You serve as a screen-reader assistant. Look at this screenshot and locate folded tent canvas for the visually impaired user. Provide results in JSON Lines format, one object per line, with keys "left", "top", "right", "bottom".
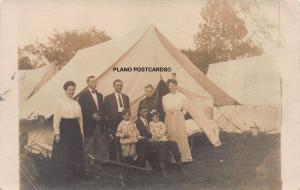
{"left": 21, "top": 25, "right": 240, "bottom": 153}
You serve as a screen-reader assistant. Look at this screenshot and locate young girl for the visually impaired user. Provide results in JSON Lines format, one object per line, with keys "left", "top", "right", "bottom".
{"left": 149, "top": 110, "right": 186, "bottom": 175}
{"left": 149, "top": 110, "right": 168, "bottom": 142}
{"left": 116, "top": 110, "right": 140, "bottom": 163}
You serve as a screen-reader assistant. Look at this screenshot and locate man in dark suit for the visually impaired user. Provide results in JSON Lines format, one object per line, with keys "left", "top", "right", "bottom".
{"left": 135, "top": 107, "right": 169, "bottom": 175}
{"left": 78, "top": 75, "right": 108, "bottom": 174}
{"left": 136, "top": 107, "right": 186, "bottom": 176}
{"left": 103, "top": 79, "right": 130, "bottom": 161}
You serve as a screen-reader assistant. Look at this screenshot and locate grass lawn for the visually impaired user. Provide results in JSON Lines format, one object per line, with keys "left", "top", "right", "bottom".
{"left": 21, "top": 132, "right": 281, "bottom": 190}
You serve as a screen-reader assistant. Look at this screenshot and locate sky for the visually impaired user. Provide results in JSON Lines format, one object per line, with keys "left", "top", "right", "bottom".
{"left": 16, "top": 0, "right": 279, "bottom": 50}
{"left": 17, "top": 0, "right": 203, "bottom": 49}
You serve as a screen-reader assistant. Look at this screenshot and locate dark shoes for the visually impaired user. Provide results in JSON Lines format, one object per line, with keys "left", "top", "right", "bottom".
{"left": 160, "top": 162, "right": 170, "bottom": 178}
{"left": 178, "top": 166, "right": 188, "bottom": 175}
{"left": 176, "top": 162, "right": 188, "bottom": 175}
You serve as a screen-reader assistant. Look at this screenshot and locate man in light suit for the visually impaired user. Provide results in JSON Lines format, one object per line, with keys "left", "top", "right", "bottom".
{"left": 103, "top": 79, "right": 130, "bottom": 161}
{"left": 78, "top": 76, "right": 108, "bottom": 175}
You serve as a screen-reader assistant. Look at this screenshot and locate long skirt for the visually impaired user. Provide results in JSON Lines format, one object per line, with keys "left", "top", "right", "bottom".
{"left": 165, "top": 111, "right": 193, "bottom": 162}
{"left": 51, "top": 118, "right": 84, "bottom": 183}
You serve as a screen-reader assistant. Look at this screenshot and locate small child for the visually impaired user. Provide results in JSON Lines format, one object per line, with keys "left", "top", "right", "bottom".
{"left": 116, "top": 110, "right": 140, "bottom": 161}
{"left": 149, "top": 110, "right": 168, "bottom": 142}
{"left": 149, "top": 110, "right": 187, "bottom": 175}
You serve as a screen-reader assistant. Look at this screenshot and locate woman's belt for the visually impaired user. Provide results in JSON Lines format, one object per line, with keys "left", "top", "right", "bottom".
{"left": 61, "top": 117, "right": 78, "bottom": 120}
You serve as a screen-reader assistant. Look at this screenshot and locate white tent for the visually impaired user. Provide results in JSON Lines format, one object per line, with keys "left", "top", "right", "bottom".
{"left": 18, "top": 64, "right": 61, "bottom": 104}
{"left": 19, "top": 65, "right": 50, "bottom": 103}
{"left": 21, "top": 26, "right": 240, "bottom": 148}
{"left": 207, "top": 55, "right": 281, "bottom": 133}
{"left": 207, "top": 55, "right": 281, "bottom": 107}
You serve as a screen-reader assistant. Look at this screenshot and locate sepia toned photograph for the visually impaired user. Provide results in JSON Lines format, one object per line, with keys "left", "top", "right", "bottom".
{"left": 2, "top": 0, "right": 300, "bottom": 189}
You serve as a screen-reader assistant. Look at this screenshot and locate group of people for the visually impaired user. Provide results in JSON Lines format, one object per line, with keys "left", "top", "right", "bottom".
{"left": 51, "top": 75, "right": 193, "bottom": 184}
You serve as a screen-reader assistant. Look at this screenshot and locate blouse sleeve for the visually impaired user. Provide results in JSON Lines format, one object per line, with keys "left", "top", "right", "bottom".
{"left": 182, "top": 94, "right": 188, "bottom": 115}
{"left": 53, "top": 100, "right": 62, "bottom": 135}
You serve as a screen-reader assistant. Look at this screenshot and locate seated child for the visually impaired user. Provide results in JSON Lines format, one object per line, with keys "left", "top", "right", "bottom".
{"left": 149, "top": 110, "right": 187, "bottom": 175}
{"left": 116, "top": 110, "right": 140, "bottom": 162}
{"left": 149, "top": 111, "right": 168, "bottom": 142}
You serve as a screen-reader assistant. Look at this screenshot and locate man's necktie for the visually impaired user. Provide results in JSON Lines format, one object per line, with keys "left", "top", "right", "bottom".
{"left": 145, "top": 120, "right": 150, "bottom": 132}
{"left": 118, "top": 94, "right": 123, "bottom": 107}
{"left": 91, "top": 89, "right": 96, "bottom": 93}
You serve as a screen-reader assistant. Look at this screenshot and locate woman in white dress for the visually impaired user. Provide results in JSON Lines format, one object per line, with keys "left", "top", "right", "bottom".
{"left": 162, "top": 79, "right": 193, "bottom": 162}
{"left": 51, "top": 81, "right": 85, "bottom": 184}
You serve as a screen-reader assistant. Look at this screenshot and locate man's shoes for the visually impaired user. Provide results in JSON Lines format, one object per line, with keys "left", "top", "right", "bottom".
{"left": 160, "top": 162, "right": 170, "bottom": 178}
{"left": 162, "top": 169, "right": 169, "bottom": 178}
{"left": 176, "top": 162, "right": 188, "bottom": 175}
{"left": 133, "top": 155, "right": 138, "bottom": 161}
{"left": 178, "top": 166, "right": 188, "bottom": 175}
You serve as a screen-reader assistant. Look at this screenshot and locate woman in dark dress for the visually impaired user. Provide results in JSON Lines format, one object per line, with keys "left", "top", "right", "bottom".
{"left": 51, "top": 81, "right": 85, "bottom": 184}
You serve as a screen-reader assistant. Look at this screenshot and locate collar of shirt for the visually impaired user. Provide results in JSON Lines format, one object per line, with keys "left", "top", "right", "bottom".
{"left": 63, "top": 94, "right": 74, "bottom": 102}
{"left": 114, "top": 91, "right": 122, "bottom": 97}
{"left": 140, "top": 116, "right": 148, "bottom": 126}
{"left": 89, "top": 88, "right": 97, "bottom": 94}
{"left": 122, "top": 120, "right": 132, "bottom": 125}
{"left": 89, "top": 88, "right": 99, "bottom": 110}
{"left": 114, "top": 91, "right": 125, "bottom": 113}
{"left": 146, "top": 96, "right": 153, "bottom": 99}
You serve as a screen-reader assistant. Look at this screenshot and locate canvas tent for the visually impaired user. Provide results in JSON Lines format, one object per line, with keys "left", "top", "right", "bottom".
{"left": 207, "top": 55, "right": 281, "bottom": 133}
{"left": 21, "top": 25, "right": 240, "bottom": 151}
{"left": 19, "top": 64, "right": 61, "bottom": 104}
{"left": 207, "top": 55, "right": 281, "bottom": 107}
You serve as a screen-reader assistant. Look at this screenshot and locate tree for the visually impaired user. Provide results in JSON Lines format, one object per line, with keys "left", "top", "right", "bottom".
{"left": 18, "top": 48, "right": 34, "bottom": 70}
{"left": 181, "top": 49, "right": 209, "bottom": 73}
{"left": 235, "top": 0, "right": 276, "bottom": 45}
{"left": 183, "top": 0, "right": 262, "bottom": 74}
{"left": 18, "top": 27, "right": 111, "bottom": 70}
{"left": 42, "top": 27, "right": 111, "bottom": 67}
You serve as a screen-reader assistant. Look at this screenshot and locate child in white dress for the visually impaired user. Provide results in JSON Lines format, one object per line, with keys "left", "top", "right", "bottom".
{"left": 149, "top": 111, "right": 168, "bottom": 142}
{"left": 116, "top": 110, "right": 140, "bottom": 162}
{"left": 149, "top": 110, "right": 187, "bottom": 175}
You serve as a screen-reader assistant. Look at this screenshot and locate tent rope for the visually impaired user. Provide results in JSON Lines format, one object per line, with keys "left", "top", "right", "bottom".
{"left": 88, "top": 154, "right": 152, "bottom": 171}
{"left": 20, "top": 165, "right": 42, "bottom": 190}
